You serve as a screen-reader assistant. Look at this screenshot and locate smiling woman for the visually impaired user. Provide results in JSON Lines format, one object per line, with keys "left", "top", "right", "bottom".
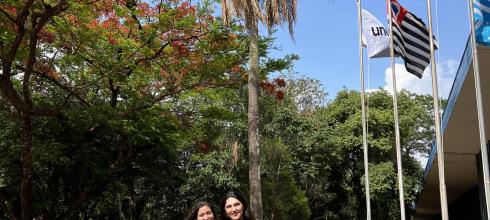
{"left": 186, "top": 201, "right": 218, "bottom": 220}
{"left": 220, "top": 191, "right": 250, "bottom": 220}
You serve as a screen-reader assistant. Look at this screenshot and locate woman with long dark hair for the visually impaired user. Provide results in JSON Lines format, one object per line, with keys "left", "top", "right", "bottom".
{"left": 220, "top": 191, "right": 249, "bottom": 220}
{"left": 185, "top": 201, "right": 218, "bottom": 220}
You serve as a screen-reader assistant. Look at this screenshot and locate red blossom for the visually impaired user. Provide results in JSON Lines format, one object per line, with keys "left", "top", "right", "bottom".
{"left": 198, "top": 142, "right": 210, "bottom": 153}
{"left": 87, "top": 20, "right": 99, "bottom": 29}
{"left": 260, "top": 79, "right": 286, "bottom": 100}
{"left": 188, "top": 6, "right": 196, "bottom": 14}
{"left": 180, "top": 2, "right": 190, "bottom": 8}
{"left": 171, "top": 40, "right": 183, "bottom": 47}
{"left": 1, "top": 5, "right": 17, "bottom": 14}
{"left": 100, "top": 16, "right": 116, "bottom": 28}
{"left": 38, "top": 29, "right": 56, "bottom": 43}
{"left": 118, "top": 24, "right": 129, "bottom": 34}
{"left": 176, "top": 1, "right": 196, "bottom": 17}
{"left": 108, "top": 36, "right": 116, "bottom": 45}
{"left": 229, "top": 34, "right": 239, "bottom": 40}
{"left": 275, "top": 91, "right": 285, "bottom": 101}
{"left": 231, "top": 65, "right": 241, "bottom": 74}
{"left": 67, "top": 15, "right": 81, "bottom": 26}
{"left": 136, "top": 3, "right": 156, "bottom": 17}
{"left": 274, "top": 78, "right": 286, "bottom": 87}
{"left": 260, "top": 81, "right": 276, "bottom": 94}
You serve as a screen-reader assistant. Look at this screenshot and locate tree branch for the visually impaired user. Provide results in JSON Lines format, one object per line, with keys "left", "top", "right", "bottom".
{"left": 22, "top": 15, "right": 39, "bottom": 110}
{"left": 109, "top": 79, "right": 119, "bottom": 108}
{"left": 0, "top": 8, "right": 16, "bottom": 23}
{"left": 0, "top": 78, "right": 27, "bottom": 113}
{"left": 15, "top": 65, "right": 92, "bottom": 108}
{"left": 2, "top": 0, "right": 33, "bottom": 74}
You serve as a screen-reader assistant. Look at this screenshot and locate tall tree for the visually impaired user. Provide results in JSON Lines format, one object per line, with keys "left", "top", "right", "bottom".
{"left": 0, "top": 1, "right": 69, "bottom": 219}
{"left": 264, "top": 89, "right": 435, "bottom": 219}
{"left": 0, "top": 0, "right": 247, "bottom": 218}
{"left": 220, "top": 1, "right": 296, "bottom": 218}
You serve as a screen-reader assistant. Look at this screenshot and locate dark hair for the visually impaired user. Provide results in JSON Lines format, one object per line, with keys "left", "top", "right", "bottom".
{"left": 185, "top": 201, "right": 218, "bottom": 220}
{"left": 220, "top": 191, "right": 249, "bottom": 220}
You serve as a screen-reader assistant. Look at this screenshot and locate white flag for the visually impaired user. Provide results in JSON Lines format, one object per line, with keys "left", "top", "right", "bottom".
{"left": 362, "top": 9, "right": 392, "bottom": 58}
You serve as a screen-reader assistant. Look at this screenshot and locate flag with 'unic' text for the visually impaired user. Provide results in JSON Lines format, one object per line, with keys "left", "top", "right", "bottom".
{"left": 362, "top": 9, "right": 393, "bottom": 58}
{"left": 389, "top": 0, "right": 436, "bottom": 78}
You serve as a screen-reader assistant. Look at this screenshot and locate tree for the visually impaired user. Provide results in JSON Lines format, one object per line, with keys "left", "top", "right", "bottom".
{"left": 261, "top": 138, "right": 310, "bottom": 220}
{"left": 0, "top": 1, "right": 71, "bottom": 218}
{"left": 220, "top": 1, "right": 297, "bottom": 218}
{"left": 260, "top": 86, "right": 436, "bottom": 219}
{"left": 281, "top": 72, "right": 327, "bottom": 114}
{"left": 0, "top": 0, "right": 248, "bottom": 218}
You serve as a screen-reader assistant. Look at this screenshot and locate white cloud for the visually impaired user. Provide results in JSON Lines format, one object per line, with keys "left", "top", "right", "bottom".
{"left": 383, "top": 59, "right": 459, "bottom": 99}
{"left": 365, "top": 88, "right": 380, "bottom": 93}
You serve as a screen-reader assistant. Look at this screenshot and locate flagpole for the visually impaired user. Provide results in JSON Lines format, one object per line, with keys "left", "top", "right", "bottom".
{"left": 467, "top": 0, "right": 490, "bottom": 218}
{"left": 356, "top": 1, "right": 371, "bottom": 219}
{"left": 387, "top": 1, "right": 406, "bottom": 219}
{"left": 425, "top": 0, "right": 449, "bottom": 219}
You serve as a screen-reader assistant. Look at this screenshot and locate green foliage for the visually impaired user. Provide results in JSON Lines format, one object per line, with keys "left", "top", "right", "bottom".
{"left": 261, "top": 138, "right": 310, "bottom": 220}
{"left": 28, "top": 106, "right": 183, "bottom": 218}
{"left": 0, "top": 1, "right": 438, "bottom": 219}
{"left": 0, "top": 103, "right": 21, "bottom": 210}
{"left": 0, "top": 0, "right": 253, "bottom": 218}
{"left": 260, "top": 84, "right": 436, "bottom": 219}
{"left": 367, "top": 162, "right": 396, "bottom": 199}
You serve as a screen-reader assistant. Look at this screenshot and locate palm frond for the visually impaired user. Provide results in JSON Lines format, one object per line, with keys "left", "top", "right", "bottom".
{"left": 221, "top": 0, "right": 264, "bottom": 26}
{"left": 220, "top": 0, "right": 297, "bottom": 37}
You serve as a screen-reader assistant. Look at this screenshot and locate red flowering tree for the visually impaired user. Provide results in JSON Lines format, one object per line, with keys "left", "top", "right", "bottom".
{"left": 0, "top": 0, "right": 247, "bottom": 218}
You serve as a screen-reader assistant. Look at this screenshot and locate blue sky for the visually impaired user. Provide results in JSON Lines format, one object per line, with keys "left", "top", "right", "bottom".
{"left": 265, "top": 0, "right": 471, "bottom": 99}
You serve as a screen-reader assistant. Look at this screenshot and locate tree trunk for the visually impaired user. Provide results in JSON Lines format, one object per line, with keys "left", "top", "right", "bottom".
{"left": 20, "top": 111, "right": 33, "bottom": 220}
{"left": 0, "top": 3, "right": 67, "bottom": 219}
{"left": 246, "top": 18, "right": 263, "bottom": 220}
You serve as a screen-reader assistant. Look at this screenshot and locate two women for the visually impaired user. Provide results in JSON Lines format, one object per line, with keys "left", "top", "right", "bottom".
{"left": 186, "top": 191, "right": 249, "bottom": 220}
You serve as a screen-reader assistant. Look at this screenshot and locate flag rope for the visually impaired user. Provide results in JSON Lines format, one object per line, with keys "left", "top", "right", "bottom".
{"left": 366, "top": 55, "right": 370, "bottom": 139}
{"left": 434, "top": 0, "right": 444, "bottom": 153}
{"left": 435, "top": 0, "right": 441, "bottom": 63}
{"left": 425, "top": 0, "right": 449, "bottom": 219}
{"left": 356, "top": 1, "right": 372, "bottom": 219}
{"left": 467, "top": 0, "right": 490, "bottom": 218}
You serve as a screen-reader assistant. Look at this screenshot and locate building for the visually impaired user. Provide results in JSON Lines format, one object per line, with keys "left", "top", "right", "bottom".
{"left": 413, "top": 39, "right": 490, "bottom": 219}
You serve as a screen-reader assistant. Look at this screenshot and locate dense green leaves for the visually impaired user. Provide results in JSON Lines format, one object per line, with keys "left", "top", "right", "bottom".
{"left": 0, "top": 0, "right": 438, "bottom": 219}
{"left": 261, "top": 138, "right": 310, "bottom": 220}
{"left": 261, "top": 88, "right": 435, "bottom": 219}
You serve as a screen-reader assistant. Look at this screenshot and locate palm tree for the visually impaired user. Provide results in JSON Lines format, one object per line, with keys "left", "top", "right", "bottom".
{"left": 220, "top": 1, "right": 296, "bottom": 219}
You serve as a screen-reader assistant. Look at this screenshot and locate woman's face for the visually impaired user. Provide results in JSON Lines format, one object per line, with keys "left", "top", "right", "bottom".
{"left": 224, "top": 197, "right": 244, "bottom": 220}
{"left": 197, "top": 205, "right": 214, "bottom": 220}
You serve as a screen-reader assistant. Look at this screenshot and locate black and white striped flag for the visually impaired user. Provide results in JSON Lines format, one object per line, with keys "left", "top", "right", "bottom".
{"left": 390, "top": 0, "right": 437, "bottom": 78}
